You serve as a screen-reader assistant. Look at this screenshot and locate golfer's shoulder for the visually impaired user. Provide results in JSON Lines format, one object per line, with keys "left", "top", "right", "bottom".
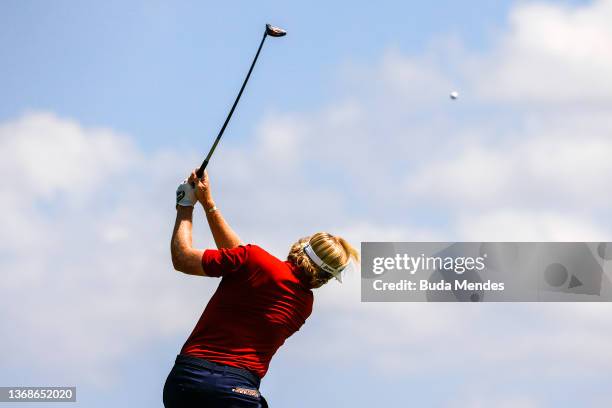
{"left": 242, "top": 244, "right": 287, "bottom": 267}
{"left": 243, "top": 244, "right": 276, "bottom": 260}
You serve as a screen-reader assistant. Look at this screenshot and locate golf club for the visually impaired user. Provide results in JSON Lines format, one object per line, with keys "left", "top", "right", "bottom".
{"left": 193, "top": 23, "right": 286, "bottom": 184}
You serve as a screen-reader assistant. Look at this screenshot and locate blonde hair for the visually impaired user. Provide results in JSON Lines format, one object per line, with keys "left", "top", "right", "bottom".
{"left": 287, "top": 232, "right": 359, "bottom": 289}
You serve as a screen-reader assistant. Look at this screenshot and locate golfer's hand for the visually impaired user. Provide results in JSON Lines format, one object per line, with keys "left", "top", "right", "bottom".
{"left": 189, "top": 169, "right": 214, "bottom": 208}
{"left": 176, "top": 180, "right": 196, "bottom": 208}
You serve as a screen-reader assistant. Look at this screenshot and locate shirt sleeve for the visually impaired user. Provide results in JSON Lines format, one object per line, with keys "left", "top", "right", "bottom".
{"left": 201, "top": 245, "right": 251, "bottom": 277}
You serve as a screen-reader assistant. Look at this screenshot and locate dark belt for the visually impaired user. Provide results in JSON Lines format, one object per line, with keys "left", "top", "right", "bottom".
{"left": 176, "top": 354, "right": 261, "bottom": 387}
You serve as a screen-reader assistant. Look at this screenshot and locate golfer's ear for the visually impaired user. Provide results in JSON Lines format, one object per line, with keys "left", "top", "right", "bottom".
{"left": 172, "top": 247, "right": 206, "bottom": 276}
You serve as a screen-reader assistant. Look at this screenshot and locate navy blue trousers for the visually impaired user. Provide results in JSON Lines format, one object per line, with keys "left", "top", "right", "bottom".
{"left": 163, "top": 355, "right": 268, "bottom": 408}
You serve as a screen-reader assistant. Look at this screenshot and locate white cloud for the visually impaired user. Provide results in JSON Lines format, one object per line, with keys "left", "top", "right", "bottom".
{"left": 474, "top": 0, "right": 612, "bottom": 104}
{"left": 448, "top": 393, "right": 543, "bottom": 408}
{"left": 378, "top": 49, "right": 456, "bottom": 103}
{"left": 0, "top": 113, "right": 215, "bottom": 385}
{"left": 456, "top": 210, "right": 609, "bottom": 241}
{"left": 405, "top": 124, "right": 612, "bottom": 212}
{"left": 0, "top": 112, "right": 138, "bottom": 199}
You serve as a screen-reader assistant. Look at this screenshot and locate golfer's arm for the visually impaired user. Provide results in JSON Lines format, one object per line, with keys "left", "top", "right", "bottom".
{"left": 204, "top": 205, "right": 242, "bottom": 249}
{"left": 171, "top": 206, "right": 205, "bottom": 276}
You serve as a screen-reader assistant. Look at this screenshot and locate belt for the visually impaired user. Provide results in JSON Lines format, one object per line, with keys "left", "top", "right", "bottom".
{"left": 176, "top": 354, "right": 261, "bottom": 387}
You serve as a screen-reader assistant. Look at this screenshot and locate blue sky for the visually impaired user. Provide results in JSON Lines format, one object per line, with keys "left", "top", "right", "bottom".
{"left": 1, "top": 0, "right": 523, "bottom": 148}
{"left": 2, "top": 1, "right": 612, "bottom": 407}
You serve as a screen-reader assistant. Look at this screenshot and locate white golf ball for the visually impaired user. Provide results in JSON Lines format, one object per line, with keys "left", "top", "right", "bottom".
{"left": 450, "top": 91, "right": 459, "bottom": 100}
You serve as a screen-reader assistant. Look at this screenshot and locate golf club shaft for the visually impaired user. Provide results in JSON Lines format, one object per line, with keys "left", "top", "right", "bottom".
{"left": 195, "top": 30, "right": 269, "bottom": 179}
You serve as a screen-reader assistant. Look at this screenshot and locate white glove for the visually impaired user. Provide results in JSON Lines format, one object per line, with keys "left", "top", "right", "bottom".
{"left": 176, "top": 180, "right": 197, "bottom": 207}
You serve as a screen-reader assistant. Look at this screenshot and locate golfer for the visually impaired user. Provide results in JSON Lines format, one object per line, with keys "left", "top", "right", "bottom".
{"left": 164, "top": 170, "right": 359, "bottom": 408}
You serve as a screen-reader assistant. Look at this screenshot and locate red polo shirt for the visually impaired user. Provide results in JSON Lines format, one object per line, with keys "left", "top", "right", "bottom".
{"left": 180, "top": 244, "right": 314, "bottom": 378}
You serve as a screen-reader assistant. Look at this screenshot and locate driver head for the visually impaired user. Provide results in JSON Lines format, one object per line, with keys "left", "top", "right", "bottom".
{"left": 266, "top": 24, "right": 287, "bottom": 37}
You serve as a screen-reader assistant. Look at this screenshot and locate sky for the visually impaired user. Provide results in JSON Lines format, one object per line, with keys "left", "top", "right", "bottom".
{"left": 1, "top": 0, "right": 612, "bottom": 407}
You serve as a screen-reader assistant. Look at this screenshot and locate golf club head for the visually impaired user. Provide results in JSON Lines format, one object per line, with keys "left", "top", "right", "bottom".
{"left": 266, "top": 24, "right": 287, "bottom": 37}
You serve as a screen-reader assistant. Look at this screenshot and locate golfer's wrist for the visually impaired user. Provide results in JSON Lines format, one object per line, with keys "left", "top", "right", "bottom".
{"left": 201, "top": 200, "right": 216, "bottom": 212}
{"left": 176, "top": 205, "right": 194, "bottom": 214}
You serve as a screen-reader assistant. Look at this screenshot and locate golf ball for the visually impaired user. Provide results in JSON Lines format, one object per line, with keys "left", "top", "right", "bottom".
{"left": 450, "top": 91, "right": 459, "bottom": 100}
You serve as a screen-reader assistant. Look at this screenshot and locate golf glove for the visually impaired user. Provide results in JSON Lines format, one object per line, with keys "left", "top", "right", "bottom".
{"left": 176, "top": 180, "right": 197, "bottom": 207}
